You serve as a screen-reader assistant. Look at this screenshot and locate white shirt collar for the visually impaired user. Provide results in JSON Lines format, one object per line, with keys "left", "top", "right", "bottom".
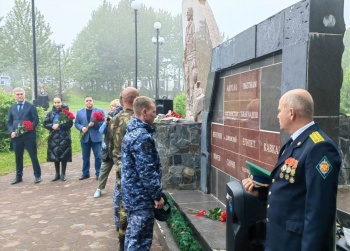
{"left": 291, "top": 121, "right": 315, "bottom": 141}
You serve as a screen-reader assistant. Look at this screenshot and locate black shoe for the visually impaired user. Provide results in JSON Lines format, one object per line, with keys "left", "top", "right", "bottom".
{"left": 61, "top": 174, "right": 66, "bottom": 181}
{"left": 52, "top": 174, "right": 60, "bottom": 181}
{"left": 78, "top": 175, "right": 90, "bottom": 180}
{"left": 96, "top": 176, "right": 99, "bottom": 180}
{"left": 119, "top": 237, "right": 125, "bottom": 251}
{"left": 34, "top": 177, "right": 41, "bottom": 184}
{"left": 11, "top": 177, "right": 22, "bottom": 185}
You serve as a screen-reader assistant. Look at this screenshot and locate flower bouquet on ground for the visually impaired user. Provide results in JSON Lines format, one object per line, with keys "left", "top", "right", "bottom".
{"left": 156, "top": 110, "right": 184, "bottom": 124}
{"left": 80, "top": 111, "right": 104, "bottom": 139}
{"left": 47, "top": 109, "right": 75, "bottom": 141}
{"left": 186, "top": 207, "right": 227, "bottom": 222}
{"left": 15, "top": 121, "right": 34, "bottom": 137}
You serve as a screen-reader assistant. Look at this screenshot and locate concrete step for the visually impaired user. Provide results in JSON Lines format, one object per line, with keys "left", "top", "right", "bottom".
{"left": 155, "top": 189, "right": 226, "bottom": 251}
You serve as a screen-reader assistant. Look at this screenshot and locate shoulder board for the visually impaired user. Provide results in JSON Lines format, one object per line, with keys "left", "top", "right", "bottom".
{"left": 309, "top": 131, "right": 325, "bottom": 144}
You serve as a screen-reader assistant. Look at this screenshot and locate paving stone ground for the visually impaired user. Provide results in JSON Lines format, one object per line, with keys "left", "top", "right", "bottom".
{"left": 0, "top": 153, "right": 163, "bottom": 251}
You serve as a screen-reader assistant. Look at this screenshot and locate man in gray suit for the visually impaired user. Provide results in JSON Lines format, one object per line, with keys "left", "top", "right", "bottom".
{"left": 75, "top": 96, "right": 105, "bottom": 180}
{"left": 6, "top": 87, "right": 42, "bottom": 184}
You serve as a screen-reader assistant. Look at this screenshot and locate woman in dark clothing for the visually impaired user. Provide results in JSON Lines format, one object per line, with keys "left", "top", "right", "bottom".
{"left": 43, "top": 97, "right": 73, "bottom": 181}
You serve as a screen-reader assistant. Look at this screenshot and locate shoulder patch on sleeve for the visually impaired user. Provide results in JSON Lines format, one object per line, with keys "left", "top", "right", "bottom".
{"left": 316, "top": 156, "right": 333, "bottom": 179}
{"left": 309, "top": 131, "right": 325, "bottom": 144}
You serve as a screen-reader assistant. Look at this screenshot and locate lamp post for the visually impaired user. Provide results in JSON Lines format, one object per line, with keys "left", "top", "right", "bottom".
{"left": 152, "top": 22, "right": 164, "bottom": 99}
{"left": 162, "top": 58, "right": 171, "bottom": 98}
{"left": 31, "top": 0, "right": 38, "bottom": 102}
{"left": 131, "top": 0, "right": 141, "bottom": 89}
{"left": 56, "top": 43, "right": 65, "bottom": 98}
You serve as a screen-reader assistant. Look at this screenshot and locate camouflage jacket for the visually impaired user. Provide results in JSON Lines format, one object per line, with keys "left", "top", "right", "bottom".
{"left": 109, "top": 108, "right": 134, "bottom": 161}
{"left": 121, "top": 117, "right": 163, "bottom": 212}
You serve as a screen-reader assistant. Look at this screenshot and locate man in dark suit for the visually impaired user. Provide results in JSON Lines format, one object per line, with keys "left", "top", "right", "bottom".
{"left": 6, "top": 87, "right": 42, "bottom": 184}
{"left": 75, "top": 96, "right": 105, "bottom": 180}
{"left": 242, "top": 89, "right": 341, "bottom": 251}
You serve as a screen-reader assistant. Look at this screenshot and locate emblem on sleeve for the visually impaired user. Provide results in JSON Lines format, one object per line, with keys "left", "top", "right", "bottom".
{"left": 316, "top": 156, "right": 333, "bottom": 179}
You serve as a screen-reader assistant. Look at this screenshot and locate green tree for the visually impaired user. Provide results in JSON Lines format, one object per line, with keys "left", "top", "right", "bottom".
{"left": 0, "top": 0, "right": 57, "bottom": 98}
{"left": 68, "top": 0, "right": 183, "bottom": 100}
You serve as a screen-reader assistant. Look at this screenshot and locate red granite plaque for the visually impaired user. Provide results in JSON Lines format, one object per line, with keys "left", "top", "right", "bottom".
{"left": 225, "top": 74, "right": 240, "bottom": 101}
{"left": 224, "top": 100, "right": 240, "bottom": 127}
{"left": 212, "top": 123, "right": 224, "bottom": 147}
{"left": 211, "top": 145, "right": 225, "bottom": 172}
{"left": 211, "top": 67, "right": 281, "bottom": 180}
{"left": 240, "top": 69, "right": 260, "bottom": 100}
{"left": 259, "top": 131, "right": 280, "bottom": 168}
{"left": 223, "top": 125, "right": 239, "bottom": 153}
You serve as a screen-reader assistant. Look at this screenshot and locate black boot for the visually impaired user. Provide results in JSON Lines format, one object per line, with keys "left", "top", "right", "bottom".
{"left": 52, "top": 162, "right": 60, "bottom": 181}
{"left": 118, "top": 237, "right": 125, "bottom": 251}
{"left": 61, "top": 162, "right": 67, "bottom": 181}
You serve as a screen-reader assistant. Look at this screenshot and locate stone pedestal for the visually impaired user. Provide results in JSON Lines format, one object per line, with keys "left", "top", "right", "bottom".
{"left": 154, "top": 122, "right": 201, "bottom": 189}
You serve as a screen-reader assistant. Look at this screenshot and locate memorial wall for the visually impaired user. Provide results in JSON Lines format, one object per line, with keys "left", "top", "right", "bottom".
{"left": 201, "top": 0, "right": 345, "bottom": 203}
{"left": 211, "top": 58, "right": 282, "bottom": 181}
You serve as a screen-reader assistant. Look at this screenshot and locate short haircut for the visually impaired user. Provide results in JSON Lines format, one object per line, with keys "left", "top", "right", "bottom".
{"left": 13, "top": 87, "right": 25, "bottom": 95}
{"left": 85, "top": 96, "right": 93, "bottom": 100}
{"left": 133, "top": 96, "right": 155, "bottom": 116}
{"left": 284, "top": 93, "right": 314, "bottom": 118}
{"left": 122, "top": 88, "right": 139, "bottom": 105}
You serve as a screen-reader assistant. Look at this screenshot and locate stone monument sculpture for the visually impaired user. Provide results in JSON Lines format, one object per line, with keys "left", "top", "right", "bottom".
{"left": 182, "top": 0, "right": 221, "bottom": 121}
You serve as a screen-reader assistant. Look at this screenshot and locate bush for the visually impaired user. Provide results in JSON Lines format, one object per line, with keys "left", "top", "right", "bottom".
{"left": 0, "top": 90, "right": 47, "bottom": 152}
{"left": 174, "top": 93, "right": 186, "bottom": 118}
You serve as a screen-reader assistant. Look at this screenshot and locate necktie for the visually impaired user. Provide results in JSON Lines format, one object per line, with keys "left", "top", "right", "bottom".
{"left": 18, "top": 104, "right": 23, "bottom": 112}
{"left": 285, "top": 138, "right": 293, "bottom": 150}
{"left": 282, "top": 138, "right": 293, "bottom": 155}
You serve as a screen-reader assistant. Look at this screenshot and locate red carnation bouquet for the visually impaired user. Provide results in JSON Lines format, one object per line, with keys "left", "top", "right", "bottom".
{"left": 81, "top": 111, "right": 104, "bottom": 139}
{"left": 57, "top": 109, "right": 75, "bottom": 124}
{"left": 48, "top": 109, "right": 75, "bottom": 141}
{"left": 15, "top": 120, "right": 34, "bottom": 137}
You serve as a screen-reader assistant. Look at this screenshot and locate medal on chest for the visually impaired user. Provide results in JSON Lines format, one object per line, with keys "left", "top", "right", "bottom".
{"left": 280, "top": 157, "right": 298, "bottom": 183}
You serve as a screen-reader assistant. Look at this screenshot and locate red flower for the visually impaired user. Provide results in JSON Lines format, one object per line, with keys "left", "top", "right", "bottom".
{"left": 196, "top": 210, "right": 206, "bottom": 217}
{"left": 165, "top": 110, "right": 182, "bottom": 119}
{"left": 92, "top": 112, "right": 104, "bottom": 122}
{"left": 22, "top": 121, "right": 34, "bottom": 131}
{"left": 15, "top": 121, "right": 34, "bottom": 137}
{"left": 80, "top": 111, "right": 104, "bottom": 139}
{"left": 62, "top": 109, "right": 75, "bottom": 120}
{"left": 220, "top": 211, "right": 227, "bottom": 222}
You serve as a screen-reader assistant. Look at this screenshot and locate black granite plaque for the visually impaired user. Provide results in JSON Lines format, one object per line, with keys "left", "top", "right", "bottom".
{"left": 261, "top": 63, "right": 282, "bottom": 132}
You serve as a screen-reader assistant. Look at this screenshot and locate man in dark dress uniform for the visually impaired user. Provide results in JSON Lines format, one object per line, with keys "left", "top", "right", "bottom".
{"left": 243, "top": 89, "right": 341, "bottom": 251}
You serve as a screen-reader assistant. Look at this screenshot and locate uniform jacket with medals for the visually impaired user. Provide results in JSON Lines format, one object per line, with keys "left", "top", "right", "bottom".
{"left": 260, "top": 123, "right": 341, "bottom": 251}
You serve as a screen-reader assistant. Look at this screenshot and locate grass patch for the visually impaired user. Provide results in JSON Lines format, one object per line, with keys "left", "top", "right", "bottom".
{"left": 0, "top": 128, "right": 82, "bottom": 176}
{"left": 65, "top": 92, "right": 110, "bottom": 111}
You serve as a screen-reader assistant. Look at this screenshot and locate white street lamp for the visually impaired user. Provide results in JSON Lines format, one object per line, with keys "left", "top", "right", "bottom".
{"left": 162, "top": 58, "right": 171, "bottom": 98}
{"left": 153, "top": 22, "right": 164, "bottom": 99}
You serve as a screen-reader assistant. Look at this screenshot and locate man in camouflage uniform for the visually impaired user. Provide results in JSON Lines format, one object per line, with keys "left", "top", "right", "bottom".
{"left": 121, "top": 96, "right": 164, "bottom": 251}
{"left": 109, "top": 87, "right": 139, "bottom": 251}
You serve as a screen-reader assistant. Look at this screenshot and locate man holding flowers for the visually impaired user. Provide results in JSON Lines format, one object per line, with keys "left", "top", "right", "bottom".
{"left": 75, "top": 96, "right": 105, "bottom": 180}
{"left": 6, "top": 87, "right": 42, "bottom": 184}
{"left": 44, "top": 97, "right": 74, "bottom": 181}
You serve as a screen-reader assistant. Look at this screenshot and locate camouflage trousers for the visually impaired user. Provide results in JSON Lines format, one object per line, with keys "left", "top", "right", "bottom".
{"left": 125, "top": 209, "right": 155, "bottom": 251}
{"left": 113, "top": 180, "right": 120, "bottom": 229}
{"left": 114, "top": 169, "right": 127, "bottom": 237}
